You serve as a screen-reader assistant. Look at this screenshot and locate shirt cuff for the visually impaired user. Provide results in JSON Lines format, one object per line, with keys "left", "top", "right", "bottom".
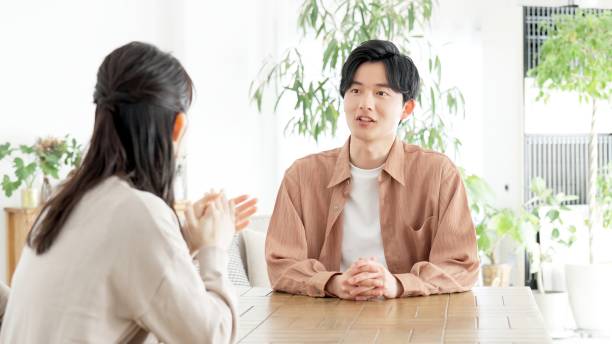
{"left": 394, "top": 273, "right": 420, "bottom": 298}
{"left": 196, "top": 246, "right": 228, "bottom": 282}
{"left": 307, "top": 271, "right": 341, "bottom": 297}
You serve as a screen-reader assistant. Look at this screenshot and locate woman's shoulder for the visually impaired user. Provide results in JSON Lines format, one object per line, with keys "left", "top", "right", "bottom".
{"left": 96, "top": 177, "right": 180, "bottom": 238}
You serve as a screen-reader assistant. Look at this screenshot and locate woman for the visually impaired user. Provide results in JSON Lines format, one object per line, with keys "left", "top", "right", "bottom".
{"left": 0, "top": 42, "right": 255, "bottom": 343}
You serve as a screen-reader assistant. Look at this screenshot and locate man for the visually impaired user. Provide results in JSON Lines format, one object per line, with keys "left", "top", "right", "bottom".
{"left": 265, "top": 39, "right": 479, "bottom": 300}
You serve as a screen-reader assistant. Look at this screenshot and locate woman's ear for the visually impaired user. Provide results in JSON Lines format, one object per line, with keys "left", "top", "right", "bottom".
{"left": 400, "top": 100, "right": 415, "bottom": 121}
{"left": 173, "top": 112, "right": 187, "bottom": 142}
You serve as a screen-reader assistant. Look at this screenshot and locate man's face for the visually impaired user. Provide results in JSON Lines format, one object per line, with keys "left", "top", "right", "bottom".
{"left": 343, "top": 61, "right": 412, "bottom": 143}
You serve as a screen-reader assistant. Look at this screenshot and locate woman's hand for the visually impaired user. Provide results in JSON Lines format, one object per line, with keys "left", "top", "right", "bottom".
{"left": 192, "top": 191, "right": 257, "bottom": 231}
{"left": 182, "top": 193, "right": 236, "bottom": 253}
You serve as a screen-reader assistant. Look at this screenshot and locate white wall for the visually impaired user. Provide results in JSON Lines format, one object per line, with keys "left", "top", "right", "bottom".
{"left": 0, "top": 0, "right": 189, "bottom": 283}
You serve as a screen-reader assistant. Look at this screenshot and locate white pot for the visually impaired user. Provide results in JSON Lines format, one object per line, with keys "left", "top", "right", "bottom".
{"left": 565, "top": 263, "right": 612, "bottom": 335}
{"left": 532, "top": 291, "right": 573, "bottom": 338}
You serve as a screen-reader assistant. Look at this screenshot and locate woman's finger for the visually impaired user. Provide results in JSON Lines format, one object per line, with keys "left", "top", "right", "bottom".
{"left": 229, "top": 198, "right": 236, "bottom": 220}
{"left": 231, "top": 194, "right": 249, "bottom": 206}
{"left": 235, "top": 220, "right": 251, "bottom": 231}
{"left": 236, "top": 206, "right": 257, "bottom": 222}
{"left": 235, "top": 198, "right": 258, "bottom": 212}
{"left": 183, "top": 202, "right": 197, "bottom": 229}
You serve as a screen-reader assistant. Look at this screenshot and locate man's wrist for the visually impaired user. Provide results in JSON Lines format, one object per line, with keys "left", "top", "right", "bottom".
{"left": 324, "top": 275, "right": 340, "bottom": 297}
{"left": 394, "top": 275, "right": 404, "bottom": 298}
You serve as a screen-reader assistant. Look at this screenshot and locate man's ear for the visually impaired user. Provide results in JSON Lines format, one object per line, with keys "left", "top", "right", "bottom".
{"left": 173, "top": 112, "right": 187, "bottom": 142}
{"left": 400, "top": 100, "right": 415, "bottom": 121}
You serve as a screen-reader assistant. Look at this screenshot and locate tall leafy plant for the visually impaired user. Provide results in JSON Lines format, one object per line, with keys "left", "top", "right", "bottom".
{"left": 250, "top": 0, "right": 464, "bottom": 154}
{"left": 523, "top": 178, "right": 578, "bottom": 293}
{"left": 529, "top": 10, "right": 612, "bottom": 263}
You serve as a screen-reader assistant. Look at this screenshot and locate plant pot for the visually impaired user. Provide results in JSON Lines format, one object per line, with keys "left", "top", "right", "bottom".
{"left": 482, "top": 264, "right": 512, "bottom": 287}
{"left": 532, "top": 291, "right": 574, "bottom": 338}
{"left": 565, "top": 263, "right": 612, "bottom": 335}
{"left": 21, "top": 187, "right": 40, "bottom": 208}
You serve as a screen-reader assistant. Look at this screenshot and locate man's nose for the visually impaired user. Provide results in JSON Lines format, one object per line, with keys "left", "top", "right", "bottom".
{"left": 358, "top": 92, "right": 374, "bottom": 111}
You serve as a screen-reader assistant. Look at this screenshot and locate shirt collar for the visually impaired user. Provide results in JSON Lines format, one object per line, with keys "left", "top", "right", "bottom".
{"left": 327, "top": 136, "right": 406, "bottom": 188}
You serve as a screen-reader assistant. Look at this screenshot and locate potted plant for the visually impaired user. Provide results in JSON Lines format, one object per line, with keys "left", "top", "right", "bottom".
{"left": 478, "top": 208, "right": 524, "bottom": 287}
{"left": 464, "top": 172, "right": 524, "bottom": 287}
{"left": 529, "top": 10, "right": 612, "bottom": 333}
{"left": 0, "top": 135, "right": 82, "bottom": 208}
{"left": 522, "top": 177, "right": 577, "bottom": 336}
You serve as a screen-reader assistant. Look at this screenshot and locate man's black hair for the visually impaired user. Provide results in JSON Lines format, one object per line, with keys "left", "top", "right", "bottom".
{"left": 340, "top": 40, "right": 420, "bottom": 103}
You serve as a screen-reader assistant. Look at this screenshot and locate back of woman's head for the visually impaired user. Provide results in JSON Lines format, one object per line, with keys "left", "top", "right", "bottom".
{"left": 28, "top": 41, "right": 193, "bottom": 254}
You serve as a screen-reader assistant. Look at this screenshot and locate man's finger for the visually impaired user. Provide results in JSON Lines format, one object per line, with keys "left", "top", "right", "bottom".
{"left": 348, "top": 285, "right": 376, "bottom": 297}
{"left": 350, "top": 271, "right": 382, "bottom": 284}
{"left": 354, "top": 287, "right": 384, "bottom": 298}
{"left": 353, "top": 276, "right": 384, "bottom": 288}
{"left": 355, "top": 262, "right": 380, "bottom": 274}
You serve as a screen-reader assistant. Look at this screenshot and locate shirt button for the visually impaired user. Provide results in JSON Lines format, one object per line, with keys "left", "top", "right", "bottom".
{"left": 334, "top": 205, "right": 340, "bottom": 211}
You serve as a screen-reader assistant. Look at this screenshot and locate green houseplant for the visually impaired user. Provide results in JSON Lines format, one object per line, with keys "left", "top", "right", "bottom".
{"left": 523, "top": 178, "right": 578, "bottom": 293}
{"left": 529, "top": 10, "right": 612, "bottom": 264}
{"left": 464, "top": 172, "right": 525, "bottom": 286}
{"left": 1, "top": 135, "right": 82, "bottom": 207}
{"left": 522, "top": 177, "right": 577, "bottom": 335}
{"left": 528, "top": 10, "right": 612, "bottom": 333}
{"left": 250, "top": 0, "right": 464, "bottom": 154}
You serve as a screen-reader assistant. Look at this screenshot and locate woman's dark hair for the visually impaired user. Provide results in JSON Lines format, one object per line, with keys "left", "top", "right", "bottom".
{"left": 339, "top": 39, "right": 420, "bottom": 103}
{"left": 27, "top": 41, "right": 193, "bottom": 254}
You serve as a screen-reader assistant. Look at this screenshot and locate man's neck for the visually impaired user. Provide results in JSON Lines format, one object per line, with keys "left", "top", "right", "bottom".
{"left": 349, "top": 135, "right": 396, "bottom": 169}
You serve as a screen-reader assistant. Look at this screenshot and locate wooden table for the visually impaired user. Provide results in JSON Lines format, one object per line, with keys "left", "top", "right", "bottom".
{"left": 236, "top": 287, "right": 551, "bottom": 343}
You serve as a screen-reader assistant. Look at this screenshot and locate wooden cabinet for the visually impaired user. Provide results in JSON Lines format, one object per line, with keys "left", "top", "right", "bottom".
{"left": 4, "top": 207, "right": 40, "bottom": 285}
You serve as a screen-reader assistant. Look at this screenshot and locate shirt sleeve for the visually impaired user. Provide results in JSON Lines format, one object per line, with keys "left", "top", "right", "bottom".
{"left": 394, "top": 161, "right": 480, "bottom": 297}
{"left": 137, "top": 246, "right": 238, "bottom": 344}
{"left": 0, "top": 281, "right": 9, "bottom": 327}
{"left": 113, "top": 195, "right": 237, "bottom": 344}
{"left": 265, "top": 169, "right": 339, "bottom": 297}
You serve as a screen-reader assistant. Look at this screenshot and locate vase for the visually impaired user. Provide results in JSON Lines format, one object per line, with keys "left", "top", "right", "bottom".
{"left": 41, "top": 176, "right": 52, "bottom": 203}
{"left": 21, "top": 187, "right": 40, "bottom": 208}
{"left": 565, "top": 263, "right": 612, "bottom": 336}
{"left": 482, "top": 264, "right": 512, "bottom": 287}
{"left": 533, "top": 291, "right": 574, "bottom": 338}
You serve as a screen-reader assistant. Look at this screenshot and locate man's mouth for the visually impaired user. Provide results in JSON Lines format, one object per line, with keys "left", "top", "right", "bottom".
{"left": 356, "top": 115, "right": 376, "bottom": 123}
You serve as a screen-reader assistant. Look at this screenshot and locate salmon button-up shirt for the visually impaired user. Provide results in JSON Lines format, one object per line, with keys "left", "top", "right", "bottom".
{"left": 265, "top": 137, "right": 480, "bottom": 297}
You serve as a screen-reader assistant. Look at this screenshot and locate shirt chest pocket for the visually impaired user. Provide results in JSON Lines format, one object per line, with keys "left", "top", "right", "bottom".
{"left": 397, "top": 214, "right": 435, "bottom": 262}
{"left": 408, "top": 215, "right": 435, "bottom": 232}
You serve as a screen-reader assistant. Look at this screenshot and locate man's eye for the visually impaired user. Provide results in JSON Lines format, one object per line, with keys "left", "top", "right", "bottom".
{"left": 350, "top": 88, "right": 359, "bottom": 94}
{"left": 377, "top": 91, "right": 388, "bottom": 96}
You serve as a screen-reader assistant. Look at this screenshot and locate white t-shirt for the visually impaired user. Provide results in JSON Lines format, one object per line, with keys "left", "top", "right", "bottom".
{"left": 340, "top": 163, "right": 388, "bottom": 271}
